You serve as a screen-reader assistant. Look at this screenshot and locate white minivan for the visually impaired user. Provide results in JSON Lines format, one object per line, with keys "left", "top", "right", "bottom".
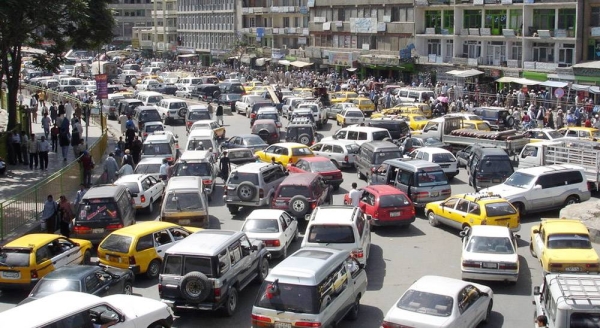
{"left": 137, "top": 91, "right": 164, "bottom": 107}
{"left": 322, "top": 126, "right": 392, "bottom": 145}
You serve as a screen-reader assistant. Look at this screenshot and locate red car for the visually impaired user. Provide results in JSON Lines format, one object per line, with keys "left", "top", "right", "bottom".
{"left": 286, "top": 156, "right": 343, "bottom": 190}
{"left": 271, "top": 173, "right": 332, "bottom": 219}
{"left": 343, "top": 185, "right": 416, "bottom": 227}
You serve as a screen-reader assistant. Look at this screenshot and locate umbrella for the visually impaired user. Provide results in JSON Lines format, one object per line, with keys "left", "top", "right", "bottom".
{"left": 437, "top": 96, "right": 449, "bottom": 103}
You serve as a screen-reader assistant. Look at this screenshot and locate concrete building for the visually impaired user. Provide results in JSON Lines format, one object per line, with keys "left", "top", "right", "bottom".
{"left": 109, "top": 0, "right": 155, "bottom": 46}
{"left": 413, "top": 0, "right": 582, "bottom": 85}
{"left": 305, "top": 0, "right": 415, "bottom": 79}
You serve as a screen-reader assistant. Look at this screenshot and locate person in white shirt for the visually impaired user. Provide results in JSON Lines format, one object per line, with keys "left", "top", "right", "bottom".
{"left": 348, "top": 182, "right": 363, "bottom": 207}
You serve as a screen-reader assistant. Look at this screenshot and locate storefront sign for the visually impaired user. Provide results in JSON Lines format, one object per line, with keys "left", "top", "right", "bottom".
{"left": 95, "top": 74, "right": 108, "bottom": 100}
{"left": 210, "top": 49, "right": 229, "bottom": 58}
{"left": 350, "top": 18, "right": 377, "bottom": 34}
{"left": 573, "top": 67, "right": 600, "bottom": 77}
{"left": 358, "top": 55, "right": 399, "bottom": 67}
{"left": 327, "top": 52, "right": 354, "bottom": 66}
{"left": 272, "top": 48, "right": 285, "bottom": 59}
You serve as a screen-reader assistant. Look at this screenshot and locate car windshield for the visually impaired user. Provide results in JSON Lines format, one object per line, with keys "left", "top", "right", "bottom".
{"left": 467, "top": 236, "right": 514, "bottom": 253}
{"left": 140, "top": 111, "right": 161, "bottom": 121}
{"left": 147, "top": 96, "right": 162, "bottom": 104}
{"left": 244, "top": 136, "right": 266, "bottom": 145}
{"left": 188, "top": 111, "right": 211, "bottom": 121}
{"left": 379, "top": 194, "right": 411, "bottom": 207}
{"left": 258, "top": 114, "right": 278, "bottom": 121}
{"left": 346, "top": 144, "right": 360, "bottom": 154}
{"left": 242, "top": 219, "right": 280, "bottom": 233}
{"left": 372, "top": 131, "right": 391, "bottom": 141}
{"left": 504, "top": 172, "right": 535, "bottom": 188}
{"left": 292, "top": 147, "right": 313, "bottom": 156}
{"left": 77, "top": 200, "right": 120, "bottom": 222}
{"left": 310, "top": 160, "right": 337, "bottom": 172}
{"left": 174, "top": 162, "right": 211, "bottom": 177}
{"left": 31, "top": 279, "right": 81, "bottom": 297}
{"left": 396, "top": 289, "right": 453, "bottom": 317}
{"left": 253, "top": 124, "right": 275, "bottom": 133}
{"left": 117, "top": 182, "right": 140, "bottom": 194}
{"left": 484, "top": 202, "right": 517, "bottom": 216}
{"left": 163, "top": 192, "right": 204, "bottom": 211}
{"left": 145, "top": 125, "right": 164, "bottom": 133}
{"left": 547, "top": 234, "right": 592, "bottom": 249}
{"left": 0, "top": 248, "right": 31, "bottom": 267}
{"left": 142, "top": 143, "right": 172, "bottom": 156}
{"left": 571, "top": 312, "right": 600, "bottom": 327}
{"left": 416, "top": 169, "right": 449, "bottom": 187}
{"left": 135, "top": 163, "right": 161, "bottom": 175}
{"left": 163, "top": 255, "right": 213, "bottom": 277}
{"left": 255, "top": 281, "right": 319, "bottom": 314}
{"left": 346, "top": 111, "right": 363, "bottom": 117}
{"left": 307, "top": 225, "right": 355, "bottom": 243}
{"left": 99, "top": 234, "right": 132, "bottom": 253}
{"left": 374, "top": 151, "right": 402, "bottom": 165}
{"left": 187, "top": 139, "right": 213, "bottom": 151}
{"left": 229, "top": 172, "right": 260, "bottom": 185}
{"left": 431, "top": 153, "right": 456, "bottom": 163}
{"left": 278, "top": 185, "right": 311, "bottom": 198}
{"left": 478, "top": 160, "right": 513, "bottom": 174}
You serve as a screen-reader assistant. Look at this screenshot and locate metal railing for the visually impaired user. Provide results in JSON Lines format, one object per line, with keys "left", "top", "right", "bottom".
{"left": 0, "top": 85, "right": 108, "bottom": 240}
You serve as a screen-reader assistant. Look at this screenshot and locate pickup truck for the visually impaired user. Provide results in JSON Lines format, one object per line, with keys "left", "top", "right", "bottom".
{"left": 236, "top": 95, "right": 264, "bottom": 117}
{"left": 530, "top": 218, "right": 600, "bottom": 274}
{"left": 419, "top": 116, "right": 530, "bottom": 155}
{"left": 518, "top": 139, "right": 600, "bottom": 189}
{"left": 296, "top": 102, "right": 327, "bottom": 129}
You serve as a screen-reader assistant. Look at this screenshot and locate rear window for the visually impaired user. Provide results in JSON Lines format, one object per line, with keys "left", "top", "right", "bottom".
{"left": 258, "top": 114, "right": 278, "bottom": 121}
{"left": 374, "top": 150, "right": 402, "bottom": 165}
{"left": 78, "top": 200, "right": 120, "bottom": 222}
{"left": 0, "top": 248, "right": 31, "bottom": 267}
{"left": 372, "top": 131, "right": 390, "bottom": 141}
{"left": 379, "top": 194, "right": 411, "bottom": 208}
{"left": 292, "top": 147, "right": 312, "bottom": 156}
{"left": 168, "top": 102, "right": 187, "bottom": 109}
{"left": 242, "top": 219, "right": 279, "bottom": 233}
{"left": 477, "top": 159, "right": 513, "bottom": 174}
{"left": 548, "top": 234, "right": 592, "bottom": 249}
{"left": 571, "top": 313, "right": 600, "bottom": 327}
{"left": 145, "top": 124, "right": 164, "bottom": 134}
{"left": 142, "top": 143, "right": 172, "bottom": 156}
{"left": 431, "top": 153, "right": 456, "bottom": 163}
{"left": 147, "top": 96, "right": 162, "bottom": 104}
{"left": 186, "top": 139, "right": 213, "bottom": 151}
{"left": 287, "top": 126, "right": 312, "bottom": 137}
{"left": 346, "top": 111, "right": 363, "bottom": 117}
{"left": 307, "top": 225, "right": 355, "bottom": 243}
{"left": 346, "top": 144, "right": 360, "bottom": 154}
{"left": 135, "top": 163, "right": 161, "bottom": 175}
{"left": 163, "top": 192, "right": 204, "bottom": 212}
{"left": 396, "top": 289, "right": 453, "bottom": 317}
{"left": 174, "top": 162, "right": 211, "bottom": 177}
{"left": 229, "top": 172, "right": 260, "bottom": 185}
{"left": 255, "top": 281, "right": 319, "bottom": 314}
{"left": 99, "top": 234, "right": 132, "bottom": 253}
{"left": 163, "top": 255, "right": 213, "bottom": 277}
{"left": 139, "top": 110, "right": 161, "bottom": 121}
{"left": 416, "top": 169, "right": 449, "bottom": 187}
{"left": 188, "top": 111, "right": 211, "bottom": 121}
{"left": 278, "top": 185, "right": 311, "bottom": 198}
{"left": 117, "top": 182, "right": 140, "bottom": 194}
{"left": 484, "top": 202, "right": 517, "bottom": 216}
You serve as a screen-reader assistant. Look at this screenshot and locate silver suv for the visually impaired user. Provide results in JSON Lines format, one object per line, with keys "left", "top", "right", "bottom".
{"left": 224, "top": 163, "right": 287, "bottom": 215}
{"left": 159, "top": 230, "right": 270, "bottom": 317}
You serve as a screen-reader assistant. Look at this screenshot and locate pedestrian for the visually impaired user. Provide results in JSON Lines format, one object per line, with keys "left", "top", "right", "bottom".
{"left": 58, "top": 101, "right": 65, "bottom": 116}
{"left": 71, "top": 123, "right": 82, "bottom": 158}
{"left": 58, "top": 195, "right": 74, "bottom": 237}
{"left": 28, "top": 134, "right": 39, "bottom": 169}
{"left": 75, "top": 184, "right": 87, "bottom": 206}
{"left": 59, "top": 127, "right": 70, "bottom": 161}
{"left": 117, "top": 162, "right": 134, "bottom": 177}
{"left": 38, "top": 89, "right": 46, "bottom": 107}
{"left": 41, "top": 112, "right": 51, "bottom": 138}
{"left": 21, "top": 131, "right": 29, "bottom": 166}
{"left": 536, "top": 315, "right": 548, "bottom": 327}
{"left": 30, "top": 96, "right": 38, "bottom": 123}
{"left": 18, "top": 91, "right": 24, "bottom": 106}
{"left": 11, "top": 131, "right": 23, "bottom": 164}
{"left": 131, "top": 136, "right": 142, "bottom": 165}
{"left": 38, "top": 136, "right": 50, "bottom": 170}
{"left": 116, "top": 137, "right": 126, "bottom": 155}
{"left": 50, "top": 124, "right": 59, "bottom": 153}
{"left": 219, "top": 151, "right": 231, "bottom": 182}
{"left": 159, "top": 158, "right": 169, "bottom": 181}
{"left": 40, "top": 195, "right": 58, "bottom": 234}
{"left": 79, "top": 150, "right": 94, "bottom": 187}
{"left": 119, "top": 113, "right": 127, "bottom": 135}
{"left": 49, "top": 102, "right": 57, "bottom": 124}
{"left": 349, "top": 182, "right": 363, "bottom": 207}
{"left": 102, "top": 153, "right": 119, "bottom": 183}
{"left": 64, "top": 101, "right": 73, "bottom": 120}
{"left": 125, "top": 116, "right": 136, "bottom": 147}
{"left": 216, "top": 103, "right": 224, "bottom": 126}
{"left": 122, "top": 149, "right": 134, "bottom": 167}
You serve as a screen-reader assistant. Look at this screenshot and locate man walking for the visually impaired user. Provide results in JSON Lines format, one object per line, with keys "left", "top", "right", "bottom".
{"left": 102, "top": 153, "right": 119, "bottom": 183}
{"left": 40, "top": 195, "right": 58, "bottom": 233}
{"left": 38, "top": 136, "right": 50, "bottom": 170}
{"left": 349, "top": 182, "right": 363, "bottom": 207}
{"left": 28, "top": 134, "right": 39, "bottom": 169}
{"left": 79, "top": 150, "right": 94, "bottom": 187}
{"left": 219, "top": 151, "right": 231, "bottom": 182}
{"left": 50, "top": 124, "right": 59, "bottom": 153}
{"left": 41, "top": 113, "right": 51, "bottom": 139}
{"left": 216, "top": 103, "right": 224, "bottom": 126}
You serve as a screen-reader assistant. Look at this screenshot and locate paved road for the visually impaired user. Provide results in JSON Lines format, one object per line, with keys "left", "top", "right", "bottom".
{"left": 1, "top": 95, "right": 597, "bottom": 327}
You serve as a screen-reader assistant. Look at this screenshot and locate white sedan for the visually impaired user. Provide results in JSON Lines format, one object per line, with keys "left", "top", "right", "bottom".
{"left": 382, "top": 275, "right": 493, "bottom": 328}
{"left": 460, "top": 225, "right": 520, "bottom": 283}
{"left": 240, "top": 209, "right": 298, "bottom": 259}
{"left": 114, "top": 174, "right": 164, "bottom": 213}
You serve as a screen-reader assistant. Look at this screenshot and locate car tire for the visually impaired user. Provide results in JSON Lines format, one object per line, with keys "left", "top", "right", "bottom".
{"left": 227, "top": 205, "right": 239, "bottom": 215}
{"left": 257, "top": 257, "right": 269, "bottom": 282}
{"left": 146, "top": 259, "right": 161, "bottom": 279}
{"left": 298, "top": 134, "right": 311, "bottom": 145}
{"left": 223, "top": 287, "right": 238, "bottom": 317}
{"left": 237, "top": 182, "right": 257, "bottom": 201}
{"left": 505, "top": 116, "right": 515, "bottom": 128}
{"left": 147, "top": 199, "right": 154, "bottom": 214}
{"left": 180, "top": 271, "right": 211, "bottom": 302}
{"left": 564, "top": 195, "right": 579, "bottom": 206}
{"left": 530, "top": 243, "right": 537, "bottom": 258}
{"left": 289, "top": 196, "right": 309, "bottom": 218}
{"left": 427, "top": 211, "right": 439, "bottom": 227}
{"left": 123, "top": 281, "right": 133, "bottom": 295}
{"left": 83, "top": 250, "right": 92, "bottom": 265}
{"left": 258, "top": 129, "right": 270, "bottom": 141}
{"left": 347, "top": 296, "right": 360, "bottom": 321}
{"left": 178, "top": 108, "right": 187, "bottom": 118}
{"left": 483, "top": 299, "right": 493, "bottom": 323}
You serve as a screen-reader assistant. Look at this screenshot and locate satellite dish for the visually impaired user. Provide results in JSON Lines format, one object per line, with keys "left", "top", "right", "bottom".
{"left": 130, "top": 78, "right": 138, "bottom": 87}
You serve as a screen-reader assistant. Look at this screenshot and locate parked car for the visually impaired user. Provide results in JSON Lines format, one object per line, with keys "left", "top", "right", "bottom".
{"left": 407, "top": 147, "right": 459, "bottom": 180}
{"left": 220, "top": 134, "right": 268, "bottom": 152}
{"left": 400, "top": 136, "right": 451, "bottom": 154}
{"left": 472, "top": 107, "right": 513, "bottom": 130}
{"left": 217, "top": 93, "right": 242, "bottom": 111}
{"left": 256, "top": 142, "right": 314, "bottom": 166}
{"left": 285, "top": 123, "right": 317, "bottom": 146}
{"left": 114, "top": 174, "right": 164, "bottom": 213}
{"left": 325, "top": 102, "right": 357, "bottom": 120}
{"left": 271, "top": 173, "right": 332, "bottom": 219}
{"left": 343, "top": 184, "right": 415, "bottom": 227}
{"left": 286, "top": 156, "right": 343, "bottom": 190}
{"left": 156, "top": 98, "right": 188, "bottom": 125}
{"left": 241, "top": 209, "right": 299, "bottom": 259}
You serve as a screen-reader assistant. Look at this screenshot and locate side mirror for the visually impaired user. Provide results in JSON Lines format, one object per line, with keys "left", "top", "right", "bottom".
{"left": 533, "top": 184, "right": 542, "bottom": 190}
{"left": 251, "top": 245, "right": 259, "bottom": 251}
{"left": 84, "top": 205, "right": 91, "bottom": 211}
{"left": 332, "top": 134, "right": 338, "bottom": 140}
{"left": 514, "top": 234, "right": 521, "bottom": 239}
{"left": 459, "top": 230, "right": 467, "bottom": 238}
{"left": 533, "top": 286, "right": 540, "bottom": 295}
{"left": 532, "top": 229, "right": 539, "bottom": 234}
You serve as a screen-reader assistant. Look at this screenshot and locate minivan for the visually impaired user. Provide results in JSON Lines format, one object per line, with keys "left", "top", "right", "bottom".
{"left": 355, "top": 141, "right": 402, "bottom": 180}
{"left": 185, "top": 129, "right": 219, "bottom": 157}
{"left": 156, "top": 98, "right": 188, "bottom": 125}
{"left": 396, "top": 88, "right": 435, "bottom": 103}
{"left": 160, "top": 176, "right": 210, "bottom": 228}
{"left": 137, "top": 91, "right": 164, "bottom": 107}
{"left": 72, "top": 185, "right": 136, "bottom": 243}
{"left": 323, "top": 126, "right": 392, "bottom": 145}
{"left": 370, "top": 159, "right": 452, "bottom": 207}
{"left": 467, "top": 146, "right": 514, "bottom": 191}
{"left": 172, "top": 150, "right": 218, "bottom": 201}
{"left": 117, "top": 99, "right": 144, "bottom": 118}
{"left": 367, "top": 118, "right": 410, "bottom": 140}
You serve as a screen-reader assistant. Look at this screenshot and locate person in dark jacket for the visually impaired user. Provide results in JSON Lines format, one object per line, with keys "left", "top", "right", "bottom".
{"left": 216, "top": 104, "right": 224, "bottom": 126}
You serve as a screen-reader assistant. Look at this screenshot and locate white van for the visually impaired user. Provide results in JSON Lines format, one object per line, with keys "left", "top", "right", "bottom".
{"left": 41, "top": 79, "right": 60, "bottom": 90}
{"left": 176, "top": 77, "right": 203, "bottom": 90}
{"left": 59, "top": 77, "right": 83, "bottom": 89}
{"left": 150, "top": 61, "right": 166, "bottom": 69}
{"left": 396, "top": 88, "right": 435, "bottom": 103}
{"left": 137, "top": 91, "right": 164, "bottom": 107}
{"left": 186, "top": 129, "right": 219, "bottom": 158}
{"left": 156, "top": 98, "right": 188, "bottom": 125}
{"left": 322, "top": 126, "right": 392, "bottom": 145}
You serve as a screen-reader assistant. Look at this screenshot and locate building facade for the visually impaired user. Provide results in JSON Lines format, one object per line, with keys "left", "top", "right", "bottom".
{"left": 413, "top": 0, "right": 583, "bottom": 84}
{"left": 109, "top": 0, "right": 155, "bottom": 46}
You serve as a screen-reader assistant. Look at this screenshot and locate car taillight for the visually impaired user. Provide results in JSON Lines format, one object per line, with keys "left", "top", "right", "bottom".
{"left": 251, "top": 113, "right": 256, "bottom": 119}
{"left": 203, "top": 180, "right": 213, "bottom": 185}
{"left": 30, "top": 269, "right": 38, "bottom": 279}
{"left": 259, "top": 189, "right": 264, "bottom": 198}
{"left": 214, "top": 287, "right": 221, "bottom": 301}
{"left": 441, "top": 189, "right": 451, "bottom": 195}
{"left": 271, "top": 132, "right": 278, "bottom": 137}
{"left": 382, "top": 321, "right": 412, "bottom": 328}
{"left": 295, "top": 322, "right": 321, "bottom": 328}
{"left": 344, "top": 155, "right": 348, "bottom": 162}
{"left": 128, "top": 256, "right": 136, "bottom": 265}
{"left": 73, "top": 226, "right": 92, "bottom": 234}
{"left": 311, "top": 202, "right": 317, "bottom": 209}
{"left": 264, "top": 240, "right": 281, "bottom": 247}
{"left": 251, "top": 314, "right": 273, "bottom": 326}
{"left": 107, "top": 224, "right": 123, "bottom": 230}
{"left": 499, "top": 263, "right": 518, "bottom": 270}
{"left": 352, "top": 248, "right": 364, "bottom": 258}
{"left": 158, "top": 283, "right": 162, "bottom": 293}
{"left": 462, "top": 260, "right": 481, "bottom": 268}
{"left": 140, "top": 195, "right": 146, "bottom": 203}
{"left": 414, "top": 192, "right": 429, "bottom": 199}
{"left": 587, "top": 263, "right": 600, "bottom": 269}
{"left": 143, "top": 132, "right": 148, "bottom": 138}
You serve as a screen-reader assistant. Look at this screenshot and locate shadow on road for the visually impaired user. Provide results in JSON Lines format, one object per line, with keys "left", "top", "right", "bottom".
{"left": 341, "top": 304, "right": 385, "bottom": 328}
{"left": 0, "top": 290, "right": 28, "bottom": 305}
{"left": 373, "top": 224, "right": 425, "bottom": 238}
{"left": 366, "top": 244, "right": 386, "bottom": 291}
{"left": 483, "top": 310, "right": 505, "bottom": 328}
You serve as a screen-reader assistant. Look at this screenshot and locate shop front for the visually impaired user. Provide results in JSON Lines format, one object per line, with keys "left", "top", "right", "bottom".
{"left": 522, "top": 71, "right": 548, "bottom": 82}
{"left": 357, "top": 55, "right": 412, "bottom": 81}
{"left": 324, "top": 51, "right": 356, "bottom": 75}
{"left": 210, "top": 49, "right": 229, "bottom": 66}
{"left": 572, "top": 62, "right": 600, "bottom": 86}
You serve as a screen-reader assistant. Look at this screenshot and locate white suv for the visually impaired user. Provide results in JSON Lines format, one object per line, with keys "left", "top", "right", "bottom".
{"left": 302, "top": 206, "right": 371, "bottom": 267}
{"left": 297, "top": 102, "right": 327, "bottom": 129}
{"left": 408, "top": 147, "right": 459, "bottom": 180}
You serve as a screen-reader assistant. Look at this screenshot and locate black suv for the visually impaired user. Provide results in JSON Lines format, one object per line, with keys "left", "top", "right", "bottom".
{"left": 219, "top": 82, "right": 245, "bottom": 95}
{"left": 133, "top": 106, "right": 162, "bottom": 132}
{"left": 472, "top": 107, "right": 513, "bottom": 130}
{"left": 286, "top": 123, "right": 316, "bottom": 146}
{"left": 159, "top": 230, "right": 270, "bottom": 316}
{"left": 192, "top": 84, "right": 221, "bottom": 101}
{"left": 367, "top": 118, "right": 410, "bottom": 140}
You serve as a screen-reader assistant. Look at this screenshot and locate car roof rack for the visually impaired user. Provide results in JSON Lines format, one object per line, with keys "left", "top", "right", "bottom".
{"left": 551, "top": 275, "right": 600, "bottom": 304}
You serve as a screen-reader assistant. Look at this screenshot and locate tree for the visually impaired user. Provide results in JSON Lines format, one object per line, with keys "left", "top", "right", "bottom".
{"left": 227, "top": 33, "right": 255, "bottom": 70}
{"left": 0, "top": 0, "right": 115, "bottom": 130}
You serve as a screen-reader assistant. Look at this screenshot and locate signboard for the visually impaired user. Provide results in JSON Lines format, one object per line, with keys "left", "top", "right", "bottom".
{"left": 350, "top": 18, "right": 377, "bottom": 34}
{"left": 327, "top": 52, "right": 354, "bottom": 66}
{"left": 256, "top": 27, "right": 265, "bottom": 38}
{"left": 95, "top": 74, "right": 108, "bottom": 100}
{"left": 554, "top": 88, "right": 565, "bottom": 98}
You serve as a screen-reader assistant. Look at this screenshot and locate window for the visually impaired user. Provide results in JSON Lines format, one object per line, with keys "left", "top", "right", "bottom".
{"left": 559, "top": 44, "right": 574, "bottom": 65}
{"left": 445, "top": 40, "right": 454, "bottom": 61}
{"left": 592, "top": 7, "right": 600, "bottom": 26}
{"left": 361, "top": 191, "right": 375, "bottom": 206}
{"left": 136, "top": 234, "right": 154, "bottom": 251}
{"left": 428, "top": 39, "right": 441, "bottom": 56}
{"left": 283, "top": 17, "right": 290, "bottom": 28}
{"left": 347, "top": 131, "right": 359, "bottom": 140}
{"left": 36, "top": 246, "right": 51, "bottom": 264}
{"left": 464, "top": 10, "right": 482, "bottom": 29}
{"left": 533, "top": 43, "right": 554, "bottom": 62}
{"left": 511, "top": 44, "right": 522, "bottom": 61}
{"left": 425, "top": 10, "right": 442, "bottom": 29}
{"left": 533, "top": 9, "right": 555, "bottom": 30}
{"left": 463, "top": 41, "right": 481, "bottom": 58}
{"left": 443, "top": 10, "right": 454, "bottom": 32}
{"left": 229, "top": 243, "right": 242, "bottom": 265}
{"left": 356, "top": 214, "right": 366, "bottom": 239}
{"left": 456, "top": 199, "right": 469, "bottom": 213}
{"left": 85, "top": 273, "right": 101, "bottom": 292}
{"left": 557, "top": 9, "right": 575, "bottom": 30}
{"left": 484, "top": 10, "right": 507, "bottom": 35}
{"left": 509, "top": 9, "right": 522, "bottom": 30}
{"left": 338, "top": 8, "right": 345, "bottom": 21}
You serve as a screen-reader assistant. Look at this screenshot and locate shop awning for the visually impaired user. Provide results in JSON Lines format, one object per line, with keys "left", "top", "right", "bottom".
{"left": 255, "top": 58, "right": 271, "bottom": 67}
{"left": 537, "top": 81, "right": 568, "bottom": 88}
{"left": 570, "top": 84, "right": 591, "bottom": 92}
{"left": 547, "top": 73, "right": 576, "bottom": 81}
{"left": 495, "top": 77, "right": 517, "bottom": 83}
{"left": 177, "top": 54, "right": 198, "bottom": 58}
{"left": 590, "top": 86, "right": 600, "bottom": 94}
{"left": 346, "top": 68, "right": 358, "bottom": 72}
{"left": 446, "top": 69, "right": 484, "bottom": 78}
{"left": 289, "top": 60, "right": 313, "bottom": 68}
{"left": 572, "top": 61, "right": 600, "bottom": 69}
{"left": 494, "top": 77, "right": 540, "bottom": 85}
{"left": 277, "top": 60, "right": 291, "bottom": 66}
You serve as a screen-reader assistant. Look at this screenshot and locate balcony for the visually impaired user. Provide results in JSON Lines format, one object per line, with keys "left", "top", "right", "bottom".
{"left": 322, "top": 0, "right": 413, "bottom": 5}
{"left": 419, "top": 27, "right": 454, "bottom": 35}
{"left": 386, "top": 22, "right": 414, "bottom": 34}
{"left": 270, "top": 6, "right": 300, "bottom": 14}
{"left": 241, "top": 7, "right": 270, "bottom": 14}
{"left": 524, "top": 61, "right": 560, "bottom": 70}
{"left": 452, "top": 57, "right": 482, "bottom": 66}
{"left": 417, "top": 55, "right": 453, "bottom": 64}
{"left": 309, "top": 22, "right": 323, "bottom": 32}
{"left": 526, "top": 27, "right": 575, "bottom": 38}
{"left": 415, "top": 0, "right": 455, "bottom": 5}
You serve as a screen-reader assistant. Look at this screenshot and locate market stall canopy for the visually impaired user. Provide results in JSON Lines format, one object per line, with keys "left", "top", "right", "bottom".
{"left": 537, "top": 80, "right": 568, "bottom": 88}
{"left": 346, "top": 68, "right": 358, "bottom": 72}
{"left": 590, "top": 86, "right": 600, "bottom": 94}
{"left": 570, "top": 84, "right": 591, "bottom": 92}
{"left": 255, "top": 58, "right": 271, "bottom": 66}
{"left": 277, "top": 60, "right": 291, "bottom": 66}
{"left": 495, "top": 77, "right": 540, "bottom": 85}
{"left": 289, "top": 61, "right": 313, "bottom": 68}
{"left": 572, "top": 61, "right": 600, "bottom": 69}
{"left": 447, "top": 69, "right": 484, "bottom": 78}
{"left": 177, "top": 54, "right": 198, "bottom": 58}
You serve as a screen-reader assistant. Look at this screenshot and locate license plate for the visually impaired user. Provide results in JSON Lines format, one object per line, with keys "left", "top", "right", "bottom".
{"left": 179, "top": 219, "right": 191, "bottom": 225}
{"left": 323, "top": 175, "right": 333, "bottom": 179}
{"left": 350, "top": 119, "right": 357, "bottom": 122}
{"left": 92, "top": 228, "right": 104, "bottom": 234}
{"left": 492, "top": 179, "right": 501, "bottom": 183}
{"left": 565, "top": 266, "right": 581, "bottom": 272}
{"left": 275, "top": 323, "right": 292, "bottom": 328}
{"left": 482, "top": 262, "right": 498, "bottom": 269}
{"left": 430, "top": 192, "right": 439, "bottom": 197}
{"left": 390, "top": 211, "right": 401, "bottom": 217}
{"left": 1, "top": 271, "right": 20, "bottom": 279}
{"left": 106, "top": 255, "right": 120, "bottom": 262}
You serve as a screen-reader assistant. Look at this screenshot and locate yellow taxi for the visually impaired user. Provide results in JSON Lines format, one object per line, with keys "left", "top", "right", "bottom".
{"left": 425, "top": 193, "right": 521, "bottom": 232}
{"left": 115, "top": 91, "right": 135, "bottom": 99}
{"left": 380, "top": 105, "right": 425, "bottom": 117}
{"left": 530, "top": 219, "right": 600, "bottom": 274}
{"left": 558, "top": 127, "right": 600, "bottom": 141}
{"left": 523, "top": 128, "right": 564, "bottom": 143}
{"left": 462, "top": 120, "right": 492, "bottom": 131}
{"left": 330, "top": 91, "right": 359, "bottom": 104}
{"left": 256, "top": 142, "right": 314, "bottom": 166}
{"left": 0, "top": 234, "right": 93, "bottom": 289}
{"left": 399, "top": 113, "right": 429, "bottom": 130}
{"left": 143, "top": 75, "right": 163, "bottom": 82}
{"left": 97, "top": 221, "right": 202, "bottom": 279}
{"left": 243, "top": 81, "right": 264, "bottom": 92}
{"left": 349, "top": 97, "right": 376, "bottom": 115}
{"left": 413, "top": 102, "right": 432, "bottom": 118}
{"left": 336, "top": 107, "right": 365, "bottom": 127}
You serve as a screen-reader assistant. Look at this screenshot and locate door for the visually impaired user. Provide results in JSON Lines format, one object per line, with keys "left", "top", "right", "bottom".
{"left": 85, "top": 271, "right": 110, "bottom": 296}
{"left": 491, "top": 45, "right": 505, "bottom": 66}
{"left": 281, "top": 212, "right": 297, "bottom": 246}
{"left": 359, "top": 190, "right": 376, "bottom": 219}
{"left": 52, "top": 237, "right": 83, "bottom": 268}
{"left": 34, "top": 246, "right": 55, "bottom": 279}
{"left": 278, "top": 215, "right": 291, "bottom": 249}
{"left": 146, "top": 176, "right": 163, "bottom": 201}
{"left": 529, "top": 175, "right": 557, "bottom": 210}
{"left": 534, "top": 225, "right": 546, "bottom": 256}
{"left": 154, "top": 230, "right": 175, "bottom": 256}
{"left": 370, "top": 163, "right": 389, "bottom": 185}
{"left": 457, "top": 285, "right": 484, "bottom": 327}
{"left": 436, "top": 197, "right": 460, "bottom": 228}
{"left": 452, "top": 199, "right": 471, "bottom": 229}
{"left": 231, "top": 237, "right": 253, "bottom": 286}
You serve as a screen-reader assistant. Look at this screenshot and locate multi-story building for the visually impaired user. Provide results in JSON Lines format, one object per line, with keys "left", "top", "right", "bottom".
{"left": 177, "top": 0, "right": 237, "bottom": 66}
{"left": 305, "top": 0, "right": 415, "bottom": 79}
{"left": 413, "top": 0, "right": 582, "bottom": 85}
{"left": 109, "top": 0, "right": 155, "bottom": 46}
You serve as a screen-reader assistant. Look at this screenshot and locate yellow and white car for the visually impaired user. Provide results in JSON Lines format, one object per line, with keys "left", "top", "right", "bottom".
{"left": 256, "top": 142, "right": 314, "bottom": 166}
{"left": 336, "top": 107, "right": 365, "bottom": 127}
{"left": 330, "top": 91, "right": 359, "bottom": 105}
{"left": 350, "top": 97, "right": 376, "bottom": 115}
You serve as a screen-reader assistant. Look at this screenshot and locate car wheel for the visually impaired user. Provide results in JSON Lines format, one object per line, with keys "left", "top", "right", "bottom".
{"left": 564, "top": 195, "right": 579, "bottom": 206}
{"left": 146, "top": 259, "right": 161, "bottom": 279}
{"left": 530, "top": 242, "right": 537, "bottom": 258}
{"left": 427, "top": 211, "right": 439, "bottom": 227}
{"left": 483, "top": 299, "right": 493, "bottom": 323}
{"left": 237, "top": 181, "right": 257, "bottom": 201}
{"left": 227, "top": 205, "right": 239, "bottom": 215}
{"left": 289, "top": 195, "right": 310, "bottom": 218}
{"left": 83, "top": 250, "right": 92, "bottom": 265}
{"left": 506, "top": 116, "right": 515, "bottom": 128}
{"left": 223, "top": 287, "right": 238, "bottom": 317}
{"left": 298, "top": 134, "right": 311, "bottom": 145}
{"left": 257, "top": 257, "right": 269, "bottom": 282}
{"left": 123, "top": 281, "right": 133, "bottom": 295}
{"left": 147, "top": 199, "right": 154, "bottom": 214}
{"left": 180, "top": 271, "right": 211, "bottom": 302}
{"left": 347, "top": 296, "right": 360, "bottom": 321}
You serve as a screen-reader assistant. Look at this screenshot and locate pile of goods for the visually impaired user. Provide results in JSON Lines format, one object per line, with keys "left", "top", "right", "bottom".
{"left": 449, "top": 129, "right": 526, "bottom": 140}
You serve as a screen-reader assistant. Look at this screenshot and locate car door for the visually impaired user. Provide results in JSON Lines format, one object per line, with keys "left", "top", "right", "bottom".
{"left": 53, "top": 237, "right": 83, "bottom": 267}
{"left": 148, "top": 176, "right": 164, "bottom": 200}
{"left": 85, "top": 270, "right": 112, "bottom": 297}
{"left": 154, "top": 230, "right": 175, "bottom": 257}
{"left": 358, "top": 189, "right": 376, "bottom": 219}
{"left": 529, "top": 174, "right": 556, "bottom": 211}
{"left": 230, "top": 238, "right": 253, "bottom": 287}
{"left": 278, "top": 215, "right": 291, "bottom": 249}
{"left": 289, "top": 159, "right": 307, "bottom": 173}
{"left": 310, "top": 143, "right": 323, "bottom": 156}
{"left": 457, "top": 285, "right": 487, "bottom": 327}
{"left": 356, "top": 211, "right": 371, "bottom": 259}
{"left": 435, "top": 197, "right": 460, "bottom": 227}
{"left": 281, "top": 212, "right": 297, "bottom": 245}
{"left": 452, "top": 199, "right": 471, "bottom": 230}
{"left": 533, "top": 224, "right": 546, "bottom": 257}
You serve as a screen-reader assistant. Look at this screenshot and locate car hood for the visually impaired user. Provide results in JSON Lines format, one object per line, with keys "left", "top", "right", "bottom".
{"left": 462, "top": 251, "right": 519, "bottom": 264}
{"left": 102, "top": 294, "right": 170, "bottom": 318}
{"left": 480, "top": 184, "right": 526, "bottom": 199}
